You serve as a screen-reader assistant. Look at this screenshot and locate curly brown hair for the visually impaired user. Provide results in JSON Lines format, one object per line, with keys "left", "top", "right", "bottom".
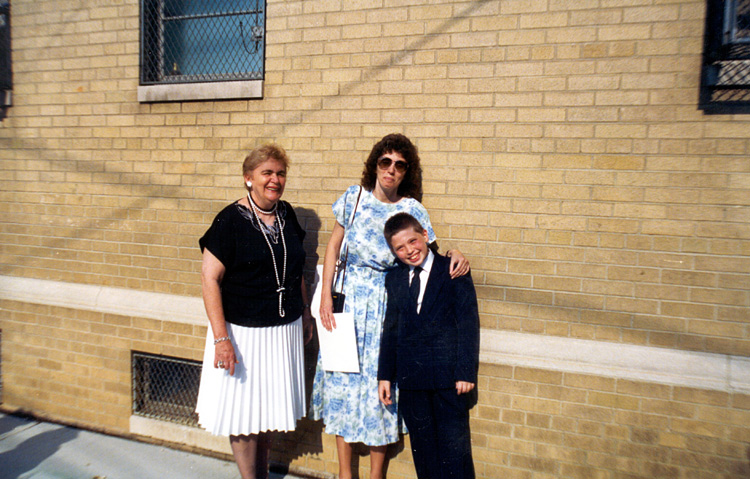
{"left": 360, "top": 133, "right": 423, "bottom": 202}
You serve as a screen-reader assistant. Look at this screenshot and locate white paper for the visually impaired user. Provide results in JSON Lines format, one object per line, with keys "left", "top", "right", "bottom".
{"left": 310, "top": 265, "right": 360, "bottom": 373}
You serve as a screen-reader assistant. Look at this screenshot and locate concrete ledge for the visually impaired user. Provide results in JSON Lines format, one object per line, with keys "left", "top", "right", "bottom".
{"left": 480, "top": 330, "right": 750, "bottom": 393}
{"left": 137, "top": 80, "right": 263, "bottom": 103}
{"left": 0, "top": 275, "right": 206, "bottom": 326}
{"left": 130, "top": 415, "right": 231, "bottom": 455}
{"left": 2, "top": 275, "right": 749, "bottom": 394}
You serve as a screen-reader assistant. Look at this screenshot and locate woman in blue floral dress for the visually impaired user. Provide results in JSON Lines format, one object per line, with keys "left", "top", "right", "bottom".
{"left": 310, "top": 134, "right": 470, "bottom": 479}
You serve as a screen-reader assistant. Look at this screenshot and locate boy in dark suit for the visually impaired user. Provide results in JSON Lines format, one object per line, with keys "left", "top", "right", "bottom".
{"left": 378, "top": 212, "right": 480, "bottom": 479}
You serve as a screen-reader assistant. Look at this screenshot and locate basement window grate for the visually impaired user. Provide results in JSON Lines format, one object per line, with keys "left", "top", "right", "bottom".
{"left": 132, "top": 351, "right": 202, "bottom": 427}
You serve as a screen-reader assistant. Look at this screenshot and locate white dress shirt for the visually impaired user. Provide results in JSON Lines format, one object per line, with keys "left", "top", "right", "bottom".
{"left": 409, "top": 250, "right": 434, "bottom": 314}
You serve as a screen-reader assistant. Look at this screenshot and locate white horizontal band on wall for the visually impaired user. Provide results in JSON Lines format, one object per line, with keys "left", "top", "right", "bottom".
{"left": 0, "top": 275, "right": 206, "bottom": 326}
{"left": 2, "top": 275, "right": 749, "bottom": 394}
{"left": 480, "top": 330, "right": 750, "bottom": 394}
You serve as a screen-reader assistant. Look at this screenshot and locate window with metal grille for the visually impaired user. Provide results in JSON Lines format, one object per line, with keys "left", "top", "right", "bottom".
{"left": 138, "top": 0, "right": 265, "bottom": 102}
{"left": 0, "top": 2, "right": 12, "bottom": 115}
{"left": 132, "top": 352, "right": 202, "bottom": 427}
{"left": 701, "top": 0, "right": 750, "bottom": 111}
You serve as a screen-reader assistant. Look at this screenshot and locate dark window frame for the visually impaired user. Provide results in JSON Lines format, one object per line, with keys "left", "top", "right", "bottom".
{"left": 138, "top": 0, "right": 266, "bottom": 102}
{"left": 700, "top": 0, "right": 750, "bottom": 112}
{"left": 0, "top": 2, "right": 12, "bottom": 115}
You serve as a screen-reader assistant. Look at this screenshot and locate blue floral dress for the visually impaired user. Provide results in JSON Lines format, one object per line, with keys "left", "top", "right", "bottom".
{"left": 310, "top": 185, "right": 436, "bottom": 446}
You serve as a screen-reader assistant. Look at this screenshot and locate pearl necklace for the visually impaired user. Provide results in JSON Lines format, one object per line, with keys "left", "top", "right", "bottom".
{"left": 247, "top": 192, "right": 277, "bottom": 215}
{"left": 248, "top": 193, "right": 281, "bottom": 243}
{"left": 247, "top": 194, "right": 287, "bottom": 318}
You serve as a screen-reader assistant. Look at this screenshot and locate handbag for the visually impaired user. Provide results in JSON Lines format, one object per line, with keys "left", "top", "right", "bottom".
{"left": 331, "top": 186, "right": 362, "bottom": 313}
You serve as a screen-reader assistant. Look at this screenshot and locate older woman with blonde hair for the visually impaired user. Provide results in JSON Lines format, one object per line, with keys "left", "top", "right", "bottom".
{"left": 196, "top": 144, "right": 314, "bottom": 479}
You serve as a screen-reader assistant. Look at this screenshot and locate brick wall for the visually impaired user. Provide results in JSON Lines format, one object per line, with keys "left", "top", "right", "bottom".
{"left": 1, "top": 0, "right": 749, "bottom": 478}
{"left": 0, "top": 299, "right": 204, "bottom": 430}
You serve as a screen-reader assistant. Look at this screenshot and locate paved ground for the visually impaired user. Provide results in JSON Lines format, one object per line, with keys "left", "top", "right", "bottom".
{"left": 0, "top": 412, "right": 305, "bottom": 479}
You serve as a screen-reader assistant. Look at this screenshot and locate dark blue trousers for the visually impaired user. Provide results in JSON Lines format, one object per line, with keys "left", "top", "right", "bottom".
{"left": 400, "top": 388, "right": 475, "bottom": 479}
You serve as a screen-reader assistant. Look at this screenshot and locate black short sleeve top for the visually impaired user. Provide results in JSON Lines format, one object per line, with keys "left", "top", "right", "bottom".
{"left": 199, "top": 200, "right": 306, "bottom": 327}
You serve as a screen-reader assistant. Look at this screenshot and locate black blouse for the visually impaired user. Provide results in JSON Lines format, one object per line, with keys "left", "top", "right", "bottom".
{"left": 199, "top": 200, "right": 306, "bottom": 328}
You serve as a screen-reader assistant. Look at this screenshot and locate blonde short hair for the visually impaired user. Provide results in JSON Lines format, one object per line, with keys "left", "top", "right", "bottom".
{"left": 242, "top": 143, "right": 289, "bottom": 178}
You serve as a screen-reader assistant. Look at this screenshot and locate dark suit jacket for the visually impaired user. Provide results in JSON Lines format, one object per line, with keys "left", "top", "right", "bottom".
{"left": 378, "top": 253, "right": 480, "bottom": 390}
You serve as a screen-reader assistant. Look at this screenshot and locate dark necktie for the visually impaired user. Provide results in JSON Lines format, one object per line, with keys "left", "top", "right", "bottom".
{"left": 409, "top": 266, "right": 422, "bottom": 308}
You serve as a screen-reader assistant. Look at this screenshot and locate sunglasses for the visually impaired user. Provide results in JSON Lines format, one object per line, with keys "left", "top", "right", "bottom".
{"left": 377, "top": 156, "right": 409, "bottom": 173}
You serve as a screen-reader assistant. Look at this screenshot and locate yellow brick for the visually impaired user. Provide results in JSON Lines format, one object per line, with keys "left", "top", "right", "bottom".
{"left": 589, "top": 392, "right": 640, "bottom": 410}
{"left": 515, "top": 367, "right": 563, "bottom": 385}
{"left": 2, "top": 2, "right": 750, "bottom": 477}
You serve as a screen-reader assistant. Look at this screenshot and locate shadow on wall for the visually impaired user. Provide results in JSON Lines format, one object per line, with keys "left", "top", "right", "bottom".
{"left": 1, "top": 0, "right": 496, "bottom": 283}
{"left": 296, "top": 205, "right": 322, "bottom": 410}
{"left": 2, "top": 0, "right": 495, "bottom": 471}
{"left": 271, "top": 206, "right": 327, "bottom": 465}
{"left": 296, "top": 206, "right": 322, "bottom": 291}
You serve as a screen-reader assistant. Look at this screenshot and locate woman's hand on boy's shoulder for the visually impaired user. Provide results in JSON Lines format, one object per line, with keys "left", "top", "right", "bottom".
{"left": 447, "top": 249, "right": 470, "bottom": 278}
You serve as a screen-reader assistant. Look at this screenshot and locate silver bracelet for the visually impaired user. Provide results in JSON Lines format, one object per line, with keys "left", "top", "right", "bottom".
{"left": 213, "top": 336, "right": 230, "bottom": 345}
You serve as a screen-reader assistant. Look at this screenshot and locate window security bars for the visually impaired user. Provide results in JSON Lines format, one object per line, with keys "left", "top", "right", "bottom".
{"left": 0, "top": 2, "right": 11, "bottom": 116}
{"left": 132, "top": 352, "right": 201, "bottom": 427}
{"left": 140, "top": 0, "right": 265, "bottom": 85}
{"left": 724, "top": 0, "right": 750, "bottom": 44}
{"left": 0, "top": 3, "right": 10, "bottom": 91}
{"left": 701, "top": 0, "right": 750, "bottom": 109}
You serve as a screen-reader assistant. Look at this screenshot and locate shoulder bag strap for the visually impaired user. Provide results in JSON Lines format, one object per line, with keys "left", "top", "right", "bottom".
{"left": 334, "top": 186, "right": 363, "bottom": 292}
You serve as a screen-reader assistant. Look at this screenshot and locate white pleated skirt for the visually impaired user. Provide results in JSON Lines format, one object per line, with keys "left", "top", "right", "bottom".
{"left": 195, "top": 317, "right": 306, "bottom": 436}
